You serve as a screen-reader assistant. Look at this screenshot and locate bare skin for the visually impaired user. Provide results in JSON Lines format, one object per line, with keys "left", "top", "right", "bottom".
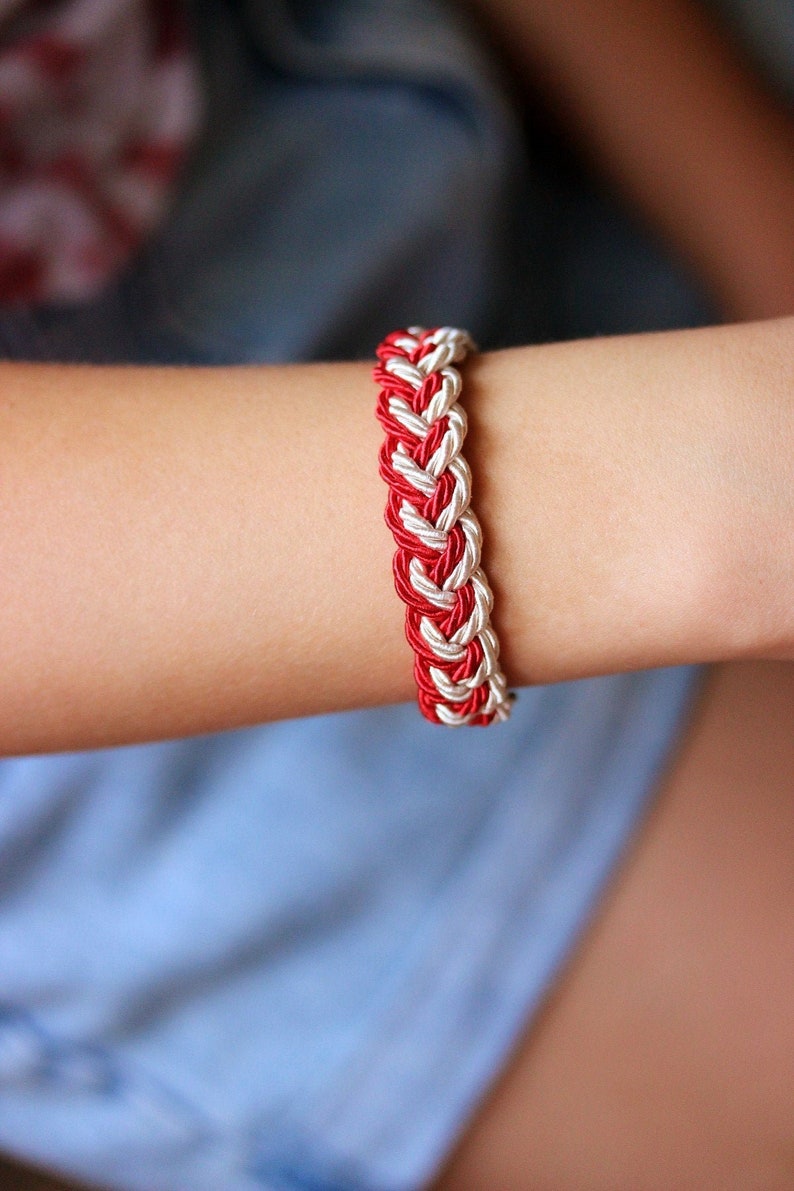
{"left": 472, "top": 0, "right": 794, "bottom": 320}
{"left": 2, "top": 668, "right": 792, "bottom": 1188}
{"left": 2, "top": 1, "right": 794, "bottom": 1187}
{"left": 2, "top": 317, "right": 794, "bottom": 755}
{"left": 424, "top": 5, "right": 794, "bottom": 1188}
{"left": 2, "top": 326, "right": 793, "bottom": 1191}
{"left": 431, "top": 656, "right": 794, "bottom": 1191}
{"left": 429, "top": 8, "right": 794, "bottom": 1184}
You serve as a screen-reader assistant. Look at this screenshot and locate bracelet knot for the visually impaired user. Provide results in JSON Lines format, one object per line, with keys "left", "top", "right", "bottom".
{"left": 374, "top": 326, "right": 513, "bottom": 726}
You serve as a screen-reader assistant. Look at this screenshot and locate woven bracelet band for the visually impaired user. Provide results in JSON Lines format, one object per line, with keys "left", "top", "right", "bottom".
{"left": 374, "top": 326, "right": 513, "bottom": 726}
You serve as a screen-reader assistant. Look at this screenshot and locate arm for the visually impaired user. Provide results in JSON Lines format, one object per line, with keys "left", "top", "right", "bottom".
{"left": 2, "top": 316, "right": 793, "bottom": 755}
{"left": 470, "top": 0, "right": 794, "bottom": 320}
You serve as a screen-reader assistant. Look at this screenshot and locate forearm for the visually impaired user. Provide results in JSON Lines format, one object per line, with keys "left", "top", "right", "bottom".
{"left": 474, "top": 0, "right": 794, "bottom": 320}
{"left": 2, "top": 317, "right": 792, "bottom": 754}
{"left": 0, "top": 360, "right": 406, "bottom": 753}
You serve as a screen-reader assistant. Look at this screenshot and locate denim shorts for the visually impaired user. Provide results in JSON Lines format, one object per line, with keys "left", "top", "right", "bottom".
{"left": 0, "top": 2, "right": 712, "bottom": 1188}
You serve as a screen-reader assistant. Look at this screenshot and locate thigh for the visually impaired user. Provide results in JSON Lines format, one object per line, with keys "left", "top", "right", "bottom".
{"left": 432, "top": 659, "right": 794, "bottom": 1191}
{"left": 0, "top": 1156, "right": 80, "bottom": 1190}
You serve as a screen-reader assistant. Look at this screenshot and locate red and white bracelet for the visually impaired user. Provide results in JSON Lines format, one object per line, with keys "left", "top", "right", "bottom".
{"left": 374, "top": 326, "right": 513, "bottom": 726}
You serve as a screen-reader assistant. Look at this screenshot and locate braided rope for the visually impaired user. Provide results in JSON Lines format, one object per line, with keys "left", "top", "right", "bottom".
{"left": 374, "top": 326, "right": 513, "bottom": 726}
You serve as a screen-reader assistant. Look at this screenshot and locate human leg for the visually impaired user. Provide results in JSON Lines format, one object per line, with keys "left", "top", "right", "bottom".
{"left": 432, "top": 659, "right": 794, "bottom": 1191}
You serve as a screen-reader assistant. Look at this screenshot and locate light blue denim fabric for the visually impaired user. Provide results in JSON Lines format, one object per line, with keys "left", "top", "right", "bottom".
{"left": 0, "top": 1, "right": 730, "bottom": 1187}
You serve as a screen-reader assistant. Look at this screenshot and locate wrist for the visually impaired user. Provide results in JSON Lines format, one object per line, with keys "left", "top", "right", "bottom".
{"left": 466, "top": 321, "right": 793, "bottom": 684}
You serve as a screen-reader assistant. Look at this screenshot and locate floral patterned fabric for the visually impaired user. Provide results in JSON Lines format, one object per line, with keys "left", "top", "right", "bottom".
{"left": 0, "top": 0, "right": 202, "bottom": 304}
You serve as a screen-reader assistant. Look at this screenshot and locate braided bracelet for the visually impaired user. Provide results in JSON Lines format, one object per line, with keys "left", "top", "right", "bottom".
{"left": 374, "top": 326, "right": 513, "bottom": 726}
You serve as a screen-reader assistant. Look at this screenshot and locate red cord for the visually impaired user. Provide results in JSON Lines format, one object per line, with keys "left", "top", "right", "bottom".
{"left": 374, "top": 327, "right": 512, "bottom": 726}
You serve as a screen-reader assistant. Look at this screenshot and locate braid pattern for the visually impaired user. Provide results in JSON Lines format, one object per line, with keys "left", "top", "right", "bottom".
{"left": 374, "top": 327, "right": 513, "bottom": 726}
